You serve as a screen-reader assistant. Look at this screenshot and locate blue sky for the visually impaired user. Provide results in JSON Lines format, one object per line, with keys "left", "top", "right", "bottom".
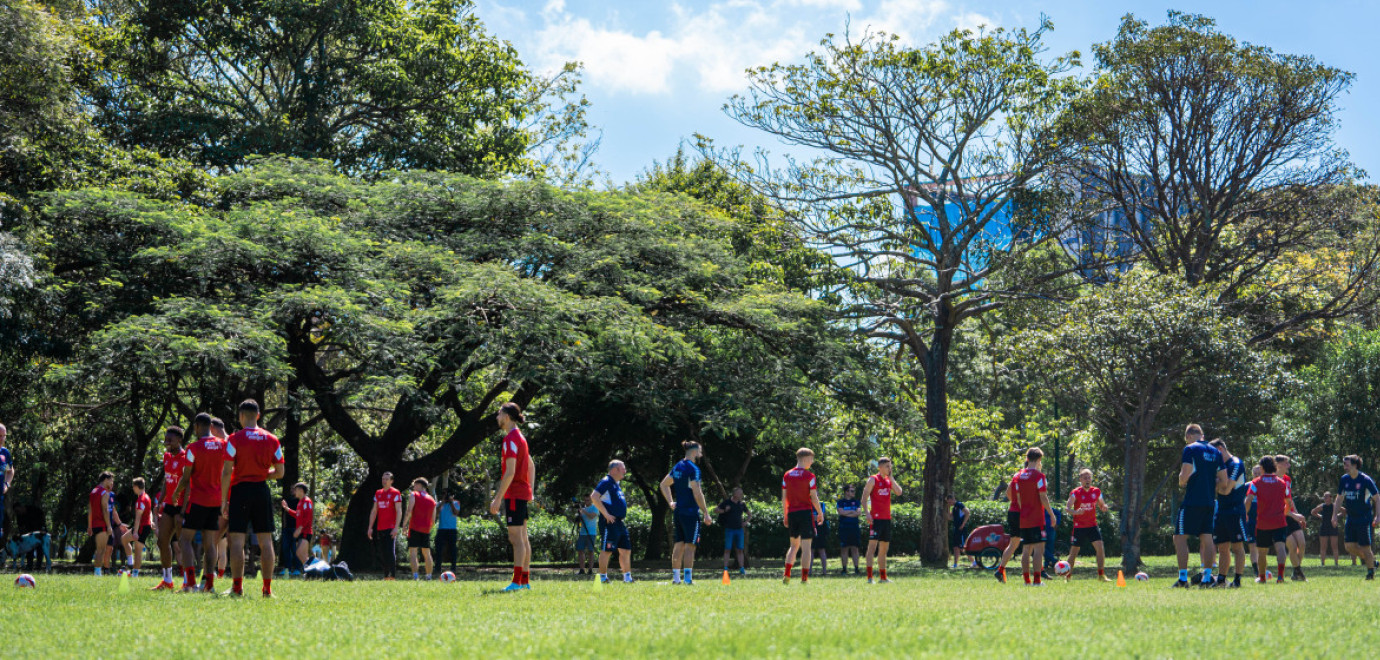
{"left": 476, "top": 0, "right": 1380, "bottom": 184}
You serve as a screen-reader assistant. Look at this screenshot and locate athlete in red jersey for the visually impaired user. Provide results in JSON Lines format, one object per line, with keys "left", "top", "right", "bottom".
{"left": 488, "top": 402, "right": 536, "bottom": 591}
{"left": 368, "top": 473, "right": 403, "bottom": 580}
{"left": 862, "top": 458, "right": 902, "bottom": 583}
{"left": 87, "top": 471, "right": 117, "bottom": 575}
{"left": 121, "top": 478, "right": 154, "bottom": 578}
{"left": 401, "top": 478, "right": 438, "bottom": 580}
{"left": 1244, "top": 456, "right": 1295, "bottom": 583}
{"left": 174, "top": 413, "right": 230, "bottom": 591}
{"left": 151, "top": 427, "right": 187, "bottom": 590}
{"left": 1065, "top": 469, "right": 1112, "bottom": 581}
{"left": 781, "top": 447, "right": 823, "bottom": 584}
{"left": 218, "top": 400, "right": 285, "bottom": 597}
{"left": 1274, "top": 455, "right": 1307, "bottom": 580}
{"left": 280, "top": 483, "right": 313, "bottom": 571}
{"left": 1011, "top": 447, "right": 1054, "bottom": 586}
{"left": 994, "top": 470, "right": 1025, "bottom": 583}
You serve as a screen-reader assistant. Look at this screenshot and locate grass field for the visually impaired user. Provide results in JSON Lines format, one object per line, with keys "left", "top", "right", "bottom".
{"left": 2, "top": 556, "right": 1375, "bottom": 658}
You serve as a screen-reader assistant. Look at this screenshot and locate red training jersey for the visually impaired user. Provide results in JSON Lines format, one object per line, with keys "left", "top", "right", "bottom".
{"left": 1013, "top": 468, "right": 1048, "bottom": 528}
{"left": 135, "top": 492, "right": 153, "bottom": 529}
{"left": 409, "top": 492, "right": 437, "bottom": 533}
{"left": 184, "top": 435, "right": 230, "bottom": 507}
{"left": 1250, "top": 475, "right": 1292, "bottom": 529}
{"left": 88, "top": 486, "right": 111, "bottom": 529}
{"left": 226, "top": 427, "right": 283, "bottom": 486}
{"left": 374, "top": 487, "right": 402, "bottom": 530}
{"left": 294, "top": 497, "right": 314, "bottom": 536}
{"left": 162, "top": 450, "right": 188, "bottom": 507}
{"left": 1071, "top": 486, "right": 1101, "bottom": 529}
{"left": 1008, "top": 473, "right": 1020, "bottom": 512}
{"left": 782, "top": 467, "right": 817, "bottom": 513}
{"left": 501, "top": 428, "right": 533, "bottom": 500}
{"left": 869, "top": 474, "right": 894, "bottom": 520}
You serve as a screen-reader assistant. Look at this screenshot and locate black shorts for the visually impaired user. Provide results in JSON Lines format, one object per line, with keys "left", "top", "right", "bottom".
{"left": 503, "top": 498, "right": 529, "bottom": 527}
{"left": 1213, "top": 513, "right": 1247, "bottom": 545}
{"left": 1286, "top": 517, "right": 1302, "bottom": 535}
{"left": 1244, "top": 517, "right": 1257, "bottom": 544}
{"left": 1175, "top": 505, "right": 1216, "bottom": 537}
{"left": 949, "top": 526, "right": 964, "bottom": 549}
{"left": 839, "top": 526, "right": 861, "bottom": 548}
{"left": 1019, "top": 526, "right": 1047, "bottom": 544}
{"left": 1073, "top": 526, "right": 1102, "bottom": 548}
{"left": 227, "top": 481, "right": 274, "bottom": 535}
{"left": 1256, "top": 526, "right": 1288, "bottom": 546}
{"left": 787, "top": 510, "right": 815, "bottom": 540}
{"left": 137, "top": 526, "right": 154, "bottom": 544}
{"left": 868, "top": 518, "right": 892, "bottom": 543}
{"left": 675, "top": 514, "right": 703, "bottom": 544}
{"left": 161, "top": 503, "right": 182, "bottom": 518}
{"left": 1345, "top": 518, "right": 1373, "bottom": 546}
{"left": 407, "top": 530, "right": 431, "bottom": 549}
{"left": 184, "top": 504, "right": 222, "bottom": 532}
{"left": 599, "top": 519, "right": 632, "bottom": 551}
{"left": 1319, "top": 524, "right": 1338, "bottom": 537}
{"left": 1005, "top": 510, "right": 1021, "bottom": 535}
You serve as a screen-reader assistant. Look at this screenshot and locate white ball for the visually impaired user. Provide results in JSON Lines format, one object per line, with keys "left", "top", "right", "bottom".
{"left": 439, "top": 571, "right": 456, "bottom": 583}
{"left": 14, "top": 574, "right": 36, "bottom": 588}
{"left": 1054, "top": 561, "right": 1071, "bottom": 575}
{"left": 1134, "top": 572, "right": 1149, "bottom": 581}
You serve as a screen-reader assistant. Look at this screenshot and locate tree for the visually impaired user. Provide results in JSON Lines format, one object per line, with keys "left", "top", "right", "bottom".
{"left": 716, "top": 21, "right": 1086, "bottom": 562}
{"left": 84, "top": 0, "right": 577, "bottom": 177}
{"left": 1008, "top": 270, "right": 1285, "bottom": 568}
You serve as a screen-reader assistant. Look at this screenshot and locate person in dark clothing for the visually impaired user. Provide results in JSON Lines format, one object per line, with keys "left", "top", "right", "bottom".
{"left": 716, "top": 487, "right": 751, "bottom": 575}
{"left": 1312, "top": 492, "right": 1342, "bottom": 566}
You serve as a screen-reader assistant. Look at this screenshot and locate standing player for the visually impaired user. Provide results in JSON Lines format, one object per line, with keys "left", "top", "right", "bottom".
{"left": 1172, "top": 424, "right": 1225, "bottom": 588}
{"left": 782, "top": 448, "right": 823, "bottom": 584}
{"left": 659, "top": 441, "right": 714, "bottom": 585}
{"left": 400, "top": 478, "right": 437, "bottom": 581}
{"left": 993, "top": 463, "right": 1028, "bottom": 583}
{"left": 1244, "top": 456, "right": 1292, "bottom": 584}
{"left": 1275, "top": 455, "right": 1308, "bottom": 581}
{"left": 151, "top": 428, "right": 188, "bottom": 590}
{"left": 1011, "top": 448, "right": 1054, "bottom": 586}
{"left": 947, "top": 495, "right": 969, "bottom": 569}
{"left": 122, "top": 478, "right": 154, "bottom": 578}
{"left": 279, "top": 483, "right": 313, "bottom": 574}
{"left": 716, "top": 487, "right": 751, "bottom": 576}
{"left": 88, "top": 471, "right": 118, "bottom": 575}
{"left": 836, "top": 486, "right": 862, "bottom": 575}
{"left": 591, "top": 460, "right": 634, "bottom": 583}
{"left": 1244, "top": 464, "right": 1262, "bottom": 574}
{"left": 367, "top": 472, "right": 403, "bottom": 581}
{"left": 1065, "top": 469, "right": 1111, "bottom": 581}
{"left": 0, "top": 423, "right": 13, "bottom": 539}
{"left": 488, "top": 402, "right": 534, "bottom": 592}
{"left": 862, "top": 457, "right": 901, "bottom": 583}
{"left": 1312, "top": 492, "right": 1341, "bottom": 566}
{"left": 176, "top": 413, "right": 229, "bottom": 592}
{"left": 1209, "top": 439, "right": 1248, "bottom": 588}
{"left": 1333, "top": 455, "right": 1378, "bottom": 580}
{"left": 219, "top": 399, "right": 285, "bottom": 597}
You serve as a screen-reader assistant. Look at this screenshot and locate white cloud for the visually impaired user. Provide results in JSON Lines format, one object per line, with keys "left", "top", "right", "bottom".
{"left": 860, "top": 0, "right": 949, "bottom": 42}
{"left": 953, "top": 11, "right": 995, "bottom": 33}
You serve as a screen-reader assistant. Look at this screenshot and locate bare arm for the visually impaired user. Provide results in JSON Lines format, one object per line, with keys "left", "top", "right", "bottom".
{"left": 367, "top": 501, "right": 378, "bottom": 539}
{"left": 267, "top": 462, "right": 286, "bottom": 480}
{"left": 659, "top": 475, "right": 675, "bottom": 511}
{"left": 391, "top": 498, "right": 402, "bottom": 537}
{"left": 891, "top": 479, "right": 902, "bottom": 497}
{"left": 400, "top": 494, "right": 416, "bottom": 535}
{"left": 811, "top": 490, "right": 823, "bottom": 520}
{"left": 781, "top": 488, "right": 789, "bottom": 526}
{"left": 219, "top": 461, "right": 234, "bottom": 515}
{"left": 1215, "top": 467, "right": 1231, "bottom": 495}
{"left": 172, "top": 464, "right": 193, "bottom": 506}
{"left": 1098, "top": 495, "right": 1111, "bottom": 513}
{"left": 1178, "top": 463, "right": 1194, "bottom": 488}
{"left": 489, "top": 458, "right": 517, "bottom": 515}
{"left": 861, "top": 477, "right": 876, "bottom": 519}
{"left": 1311, "top": 503, "right": 1325, "bottom": 518}
{"left": 1041, "top": 491, "right": 1054, "bottom": 523}
{"left": 590, "top": 490, "right": 614, "bottom": 522}
{"left": 691, "top": 481, "right": 712, "bottom": 525}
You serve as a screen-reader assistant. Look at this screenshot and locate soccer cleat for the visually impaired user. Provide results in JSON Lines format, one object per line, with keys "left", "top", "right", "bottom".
{"left": 501, "top": 582, "right": 523, "bottom": 592}
{"left": 623, "top": 576, "right": 635, "bottom": 583}
{"left": 994, "top": 569, "right": 1006, "bottom": 584}
{"left": 782, "top": 575, "right": 791, "bottom": 585}
{"left": 1255, "top": 577, "right": 1268, "bottom": 584}
{"left": 877, "top": 578, "right": 891, "bottom": 584}
{"left": 220, "top": 588, "right": 243, "bottom": 598}
{"left": 739, "top": 568, "right": 747, "bottom": 576}
{"left": 262, "top": 589, "right": 274, "bottom": 599}
{"left": 1275, "top": 576, "right": 1285, "bottom": 584}
{"left": 1099, "top": 575, "right": 1112, "bottom": 582}
{"left": 1172, "top": 579, "right": 1189, "bottom": 589}
{"left": 180, "top": 584, "right": 200, "bottom": 594}
{"left": 1291, "top": 570, "right": 1306, "bottom": 582}
{"left": 520, "top": 584, "right": 530, "bottom": 590}
{"left": 1227, "top": 580, "right": 1241, "bottom": 589}
{"left": 1030, "top": 581, "right": 1044, "bottom": 587}
{"left": 150, "top": 580, "right": 174, "bottom": 591}
{"left": 866, "top": 578, "right": 874, "bottom": 584}
{"left": 600, "top": 575, "right": 610, "bottom": 584}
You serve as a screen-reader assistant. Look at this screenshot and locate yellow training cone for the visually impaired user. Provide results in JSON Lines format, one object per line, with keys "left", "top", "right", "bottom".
{"left": 1115, "top": 570, "right": 1126, "bottom": 587}
{"left": 593, "top": 575, "right": 604, "bottom": 591}
{"left": 722, "top": 570, "right": 731, "bottom": 585}
{"left": 118, "top": 571, "right": 130, "bottom": 594}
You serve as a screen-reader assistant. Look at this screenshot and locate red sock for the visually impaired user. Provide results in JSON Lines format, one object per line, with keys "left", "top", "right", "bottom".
{"left": 205, "top": 574, "right": 214, "bottom": 591}
{"left": 262, "top": 575, "right": 271, "bottom": 592}
{"left": 1034, "top": 571, "right": 1042, "bottom": 584}
{"left": 784, "top": 563, "right": 793, "bottom": 578}
{"left": 184, "top": 568, "right": 195, "bottom": 586}
{"left": 866, "top": 566, "right": 873, "bottom": 579}
{"left": 801, "top": 568, "right": 809, "bottom": 582}
{"left": 217, "top": 569, "right": 224, "bottom": 578}
{"left": 512, "top": 566, "right": 522, "bottom": 584}
{"left": 1277, "top": 562, "right": 1284, "bottom": 577}
{"left": 520, "top": 569, "right": 529, "bottom": 585}
{"left": 1097, "top": 569, "right": 1105, "bottom": 578}
{"left": 232, "top": 577, "right": 243, "bottom": 593}
{"left": 1023, "top": 571, "right": 1031, "bottom": 584}
{"left": 880, "top": 569, "right": 887, "bottom": 580}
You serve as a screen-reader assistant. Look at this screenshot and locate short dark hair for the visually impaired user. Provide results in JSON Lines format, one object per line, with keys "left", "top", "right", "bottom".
{"left": 238, "top": 399, "right": 260, "bottom": 414}
{"left": 165, "top": 426, "right": 184, "bottom": 439}
{"left": 210, "top": 417, "right": 225, "bottom": 429}
{"left": 796, "top": 447, "right": 814, "bottom": 458}
{"left": 1275, "top": 454, "right": 1290, "bottom": 464}
{"left": 1026, "top": 447, "right": 1044, "bottom": 462}
{"left": 877, "top": 457, "right": 892, "bottom": 466}
{"left": 412, "top": 477, "right": 429, "bottom": 489}
{"left": 193, "top": 412, "right": 212, "bottom": 428}
{"left": 292, "top": 482, "right": 309, "bottom": 495}
{"left": 499, "top": 401, "right": 524, "bottom": 424}
{"left": 1260, "top": 456, "right": 1277, "bottom": 473}
{"left": 1344, "top": 454, "right": 1363, "bottom": 469}
{"left": 98, "top": 471, "right": 114, "bottom": 483}
{"left": 132, "top": 477, "right": 145, "bottom": 489}
{"left": 682, "top": 441, "right": 701, "bottom": 452}
{"left": 1209, "top": 438, "right": 1226, "bottom": 452}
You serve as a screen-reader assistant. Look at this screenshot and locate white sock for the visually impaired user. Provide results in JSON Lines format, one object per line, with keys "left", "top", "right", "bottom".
{"left": 623, "top": 572, "right": 632, "bottom": 582}
{"left": 671, "top": 570, "right": 681, "bottom": 583}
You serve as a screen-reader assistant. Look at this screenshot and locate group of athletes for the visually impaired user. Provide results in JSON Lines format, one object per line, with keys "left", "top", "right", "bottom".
{"left": 80, "top": 402, "right": 1380, "bottom": 594}
{"left": 988, "top": 424, "right": 1380, "bottom": 588}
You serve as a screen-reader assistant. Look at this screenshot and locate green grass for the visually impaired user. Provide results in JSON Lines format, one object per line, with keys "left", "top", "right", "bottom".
{"left": 2, "top": 556, "right": 1375, "bottom": 658}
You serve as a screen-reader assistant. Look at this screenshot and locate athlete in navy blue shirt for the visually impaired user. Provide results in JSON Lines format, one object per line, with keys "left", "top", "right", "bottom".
{"left": 659, "top": 441, "right": 713, "bottom": 584}
{"left": 1333, "top": 455, "right": 1379, "bottom": 580}
{"left": 1209, "top": 439, "right": 1248, "bottom": 587}
{"left": 0, "top": 423, "right": 13, "bottom": 538}
{"left": 836, "top": 488, "right": 862, "bottom": 574}
{"left": 591, "top": 460, "right": 633, "bottom": 583}
{"left": 1174, "top": 424, "right": 1226, "bottom": 587}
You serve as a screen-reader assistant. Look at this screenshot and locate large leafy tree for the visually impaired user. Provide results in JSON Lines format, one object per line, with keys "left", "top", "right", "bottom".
{"left": 716, "top": 22, "right": 1087, "bottom": 562}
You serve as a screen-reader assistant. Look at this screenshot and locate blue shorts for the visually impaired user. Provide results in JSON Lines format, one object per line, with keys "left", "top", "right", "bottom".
{"left": 575, "top": 534, "right": 596, "bottom": 552}
{"left": 1345, "top": 518, "right": 1373, "bottom": 547}
{"left": 723, "top": 527, "right": 744, "bottom": 550}
{"left": 839, "top": 526, "right": 861, "bottom": 548}
{"left": 599, "top": 520, "right": 631, "bottom": 551}
{"left": 673, "top": 514, "right": 701, "bottom": 545}
{"left": 1175, "top": 504, "right": 1216, "bottom": 537}
{"left": 1244, "top": 516, "right": 1256, "bottom": 544}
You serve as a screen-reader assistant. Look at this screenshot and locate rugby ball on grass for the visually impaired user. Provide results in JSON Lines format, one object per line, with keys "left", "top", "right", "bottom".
{"left": 1134, "top": 572, "right": 1149, "bottom": 581}
{"left": 15, "top": 574, "right": 36, "bottom": 588}
{"left": 1054, "top": 561, "right": 1071, "bottom": 576}
{"left": 440, "top": 571, "right": 456, "bottom": 583}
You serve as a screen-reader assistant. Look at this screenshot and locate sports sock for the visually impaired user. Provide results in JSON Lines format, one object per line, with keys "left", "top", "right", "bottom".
{"left": 184, "top": 567, "right": 196, "bottom": 586}
{"left": 1097, "top": 569, "right": 1105, "bottom": 578}
{"left": 163, "top": 567, "right": 172, "bottom": 581}
{"left": 205, "top": 574, "right": 214, "bottom": 591}
{"left": 95, "top": 567, "right": 102, "bottom": 576}
{"left": 1033, "top": 571, "right": 1042, "bottom": 584}
{"left": 1178, "top": 569, "right": 1188, "bottom": 582}
{"left": 131, "top": 570, "right": 139, "bottom": 578}
{"left": 232, "top": 577, "right": 243, "bottom": 593}
{"left": 880, "top": 569, "right": 887, "bottom": 580}
{"left": 413, "top": 572, "right": 419, "bottom": 580}
{"left": 801, "top": 568, "right": 809, "bottom": 582}
{"left": 1277, "top": 562, "right": 1285, "bottom": 577}
{"left": 784, "top": 563, "right": 792, "bottom": 578}
{"left": 262, "top": 575, "right": 271, "bottom": 592}
{"left": 1202, "top": 567, "right": 1213, "bottom": 583}
{"left": 1023, "top": 571, "right": 1031, "bottom": 584}
{"left": 683, "top": 568, "right": 692, "bottom": 582}
{"left": 866, "top": 566, "right": 873, "bottom": 580}
{"left": 624, "top": 572, "right": 632, "bottom": 581}
{"left": 511, "top": 566, "right": 521, "bottom": 584}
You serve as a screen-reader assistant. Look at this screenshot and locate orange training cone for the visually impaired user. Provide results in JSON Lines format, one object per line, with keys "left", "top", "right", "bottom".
{"left": 722, "top": 570, "right": 731, "bottom": 585}
{"left": 1115, "top": 570, "right": 1126, "bottom": 587}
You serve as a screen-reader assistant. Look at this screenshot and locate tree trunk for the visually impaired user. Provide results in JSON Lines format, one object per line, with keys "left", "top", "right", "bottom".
{"left": 1120, "top": 420, "right": 1151, "bottom": 571}
{"left": 630, "top": 472, "right": 666, "bottom": 560}
{"left": 918, "top": 315, "right": 955, "bottom": 565}
{"left": 340, "top": 468, "right": 384, "bottom": 569}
